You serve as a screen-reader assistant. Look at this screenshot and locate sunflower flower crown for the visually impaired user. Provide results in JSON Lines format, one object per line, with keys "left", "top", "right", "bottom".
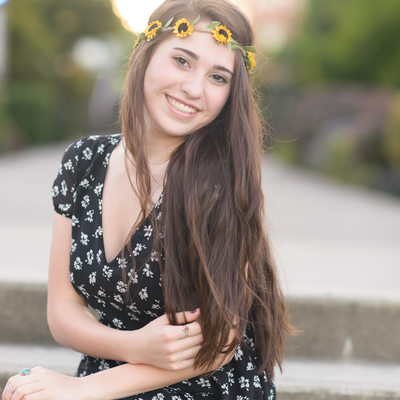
{"left": 133, "top": 16, "right": 256, "bottom": 72}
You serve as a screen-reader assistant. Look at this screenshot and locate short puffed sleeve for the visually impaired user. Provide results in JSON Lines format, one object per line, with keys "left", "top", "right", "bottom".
{"left": 51, "top": 140, "right": 81, "bottom": 218}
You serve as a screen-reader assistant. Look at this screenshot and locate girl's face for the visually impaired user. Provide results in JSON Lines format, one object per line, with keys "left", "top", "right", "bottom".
{"left": 143, "top": 20, "right": 235, "bottom": 143}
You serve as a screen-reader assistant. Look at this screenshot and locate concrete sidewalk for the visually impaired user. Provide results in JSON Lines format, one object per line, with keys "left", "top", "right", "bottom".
{"left": 0, "top": 142, "right": 399, "bottom": 302}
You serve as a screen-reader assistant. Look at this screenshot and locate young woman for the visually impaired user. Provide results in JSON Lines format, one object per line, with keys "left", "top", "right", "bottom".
{"left": 2, "top": 0, "right": 292, "bottom": 399}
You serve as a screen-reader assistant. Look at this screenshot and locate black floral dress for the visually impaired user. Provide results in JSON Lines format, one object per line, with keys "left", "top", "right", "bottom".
{"left": 51, "top": 134, "right": 276, "bottom": 400}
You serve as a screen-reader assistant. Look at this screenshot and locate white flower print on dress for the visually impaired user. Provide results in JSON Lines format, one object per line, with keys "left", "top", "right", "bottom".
{"left": 103, "top": 153, "right": 110, "bottom": 167}
{"left": 133, "top": 243, "right": 146, "bottom": 256}
{"left": 75, "top": 139, "right": 83, "bottom": 148}
{"left": 94, "top": 183, "right": 103, "bottom": 196}
{"left": 96, "top": 249, "right": 102, "bottom": 264}
{"left": 95, "top": 297, "right": 105, "bottom": 307}
{"left": 58, "top": 204, "right": 71, "bottom": 213}
{"left": 143, "top": 225, "right": 153, "bottom": 240}
{"left": 152, "top": 394, "right": 165, "bottom": 400}
{"left": 127, "top": 270, "right": 138, "bottom": 284}
{"left": 61, "top": 180, "right": 68, "bottom": 196}
{"left": 138, "top": 287, "right": 148, "bottom": 300}
{"left": 102, "top": 265, "right": 113, "bottom": 280}
{"left": 69, "top": 272, "right": 75, "bottom": 284}
{"left": 51, "top": 185, "right": 59, "bottom": 197}
{"left": 71, "top": 239, "right": 77, "bottom": 253}
{"left": 89, "top": 271, "right": 96, "bottom": 285}
{"left": 97, "top": 288, "right": 106, "bottom": 298}
{"left": 81, "top": 195, "right": 90, "bottom": 208}
{"left": 238, "top": 377, "right": 249, "bottom": 391}
{"left": 114, "top": 294, "right": 123, "bottom": 304}
{"left": 97, "top": 144, "right": 105, "bottom": 154}
{"left": 72, "top": 215, "right": 79, "bottom": 227}
{"left": 253, "top": 375, "right": 261, "bottom": 388}
{"left": 93, "top": 226, "right": 103, "bottom": 238}
{"left": 227, "top": 368, "right": 235, "bottom": 385}
{"left": 73, "top": 257, "right": 83, "bottom": 270}
{"left": 80, "top": 232, "right": 89, "bottom": 245}
{"left": 85, "top": 210, "right": 94, "bottom": 222}
{"left": 98, "top": 359, "right": 110, "bottom": 371}
{"left": 79, "top": 178, "right": 90, "bottom": 189}
{"left": 116, "top": 281, "right": 128, "bottom": 293}
{"left": 195, "top": 378, "right": 211, "bottom": 389}
{"left": 82, "top": 147, "right": 93, "bottom": 160}
{"left": 150, "top": 250, "right": 159, "bottom": 262}
{"left": 112, "top": 318, "right": 124, "bottom": 329}
{"left": 86, "top": 249, "right": 94, "bottom": 265}
{"left": 63, "top": 159, "right": 73, "bottom": 171}
{"left": 77, "top": 284, "right": 90, "bottom": 299}
{"left": 117, "top": 257, "right": 127, "bottom": 269}
{"left": 234, "top": 345, "right": 244, "bottom": 361}
{"left": 246, "top": 362, "right": 254, "bottom": 371}
{"left": 221, "top": 383, "right": 229, "bottom": 395}
{"left": 142, "top": 263, "right": 154, "bottom": 278}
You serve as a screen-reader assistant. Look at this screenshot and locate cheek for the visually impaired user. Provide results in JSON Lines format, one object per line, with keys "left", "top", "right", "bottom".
{"left": 209, "top": 87, "right": 231, "bottom": 115}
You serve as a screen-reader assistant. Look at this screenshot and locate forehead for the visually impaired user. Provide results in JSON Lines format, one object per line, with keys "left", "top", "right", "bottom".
{"left": 154, "top": 27, "right": 236, "bottom": 71}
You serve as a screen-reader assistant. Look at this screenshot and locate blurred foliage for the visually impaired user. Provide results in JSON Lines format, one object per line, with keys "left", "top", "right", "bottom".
{"left": 263, "top": 0, "right": 400, "bottom": 196}
{"left": 281, "top": 0, "right": 400, "bottom": 87}
{"left": 0, "top": 0, "right": 130, "bottom": 152}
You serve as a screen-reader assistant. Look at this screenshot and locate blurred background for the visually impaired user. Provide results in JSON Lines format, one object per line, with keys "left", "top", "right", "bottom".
{"left": 0, "top": 0, "right": 399, "bottom": 398}
{"left": 1, "top": 0, "right": 400, "bottom": 195}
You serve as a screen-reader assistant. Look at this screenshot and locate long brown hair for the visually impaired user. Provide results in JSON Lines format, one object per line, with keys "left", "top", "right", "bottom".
{"left": 119, "top": 0, "right": 293, "bottom": 379}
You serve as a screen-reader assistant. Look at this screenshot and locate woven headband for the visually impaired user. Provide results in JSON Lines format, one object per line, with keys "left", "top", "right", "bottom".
{"left": 133, "top": 15, "right": 256, "bottom": 72}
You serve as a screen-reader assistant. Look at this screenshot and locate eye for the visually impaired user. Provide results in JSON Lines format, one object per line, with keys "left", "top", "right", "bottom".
{"left": 173, "top": 56, "right": 189, "bottom": 67}
{"left": 211, "top": 74, "right": 228, "bottom": 84}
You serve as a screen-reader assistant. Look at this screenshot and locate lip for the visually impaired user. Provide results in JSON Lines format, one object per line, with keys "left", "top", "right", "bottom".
{"left": 165, "top": 94, "right": 200, "bottom": 119}
{"left": 166, "top": 94, "right": 201, "bottom": 112}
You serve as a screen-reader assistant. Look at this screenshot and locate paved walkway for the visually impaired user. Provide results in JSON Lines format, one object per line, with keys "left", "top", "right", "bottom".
{"left": 1, "top": 142, "right": 399, "bottom": 301}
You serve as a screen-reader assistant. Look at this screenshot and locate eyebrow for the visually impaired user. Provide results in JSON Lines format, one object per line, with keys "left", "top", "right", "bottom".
{"left": 173, "top": 47, "right": 233, "bottom": 76}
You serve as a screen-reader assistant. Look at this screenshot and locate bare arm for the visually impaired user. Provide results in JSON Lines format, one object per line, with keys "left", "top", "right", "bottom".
{"left": 47, "top": 213, "right": 202, "bottom": 370}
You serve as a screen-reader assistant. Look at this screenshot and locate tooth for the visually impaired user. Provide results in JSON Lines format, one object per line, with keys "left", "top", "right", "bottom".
{"left": 168, "top": 96, "right": 196, "bottom": 114}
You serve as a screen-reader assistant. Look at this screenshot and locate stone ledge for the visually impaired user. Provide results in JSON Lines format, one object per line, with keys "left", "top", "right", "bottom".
{"left": 1, "top": 282, "right": 400, "bottom": 362}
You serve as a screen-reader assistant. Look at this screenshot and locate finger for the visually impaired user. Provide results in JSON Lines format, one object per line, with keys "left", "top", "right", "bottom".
{"left": 174, "top": 344, "right": 202, "bottom": 363}
{"left": 168, "top": 332, "right": 203, "bottom": 355}
{"left": 174, "top": 320, "right": 202, "bottom": 339}
{"left": 170, "top": 357, "right": 199, "bottom": 371}
{"left": 11, "top": 383, "right": 42, "bottom": 400}
{"left": 174, "top": 308, "right": 200, "bottom": 325}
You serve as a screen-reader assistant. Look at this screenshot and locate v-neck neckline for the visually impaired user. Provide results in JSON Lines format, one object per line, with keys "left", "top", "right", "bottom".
{"left": 99, "top": 135, "right": 163, "bottom": 265}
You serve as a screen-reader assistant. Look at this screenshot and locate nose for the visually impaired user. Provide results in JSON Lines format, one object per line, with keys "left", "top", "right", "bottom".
{"left": 181, "top": 72, "right": 204, "bottom": 99}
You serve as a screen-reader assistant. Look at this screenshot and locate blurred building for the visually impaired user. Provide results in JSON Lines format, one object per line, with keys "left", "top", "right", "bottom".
{"left": 236, "top": 0, "right": 308, "bottom": 52}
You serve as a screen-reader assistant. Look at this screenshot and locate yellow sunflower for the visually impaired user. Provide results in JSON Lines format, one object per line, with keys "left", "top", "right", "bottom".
{"left": 144, "top": 20, "right": 162, "bottom": 40}
{"left": 247, "top": 51, "right": 256, "bottom": 71}
{"left": 133, "top": 37, "right": 140, "bottom": 50}
{"left": 173, "top": 18, "right": 194, "bottom": 38}
{"left": 212, "top": 25, "right": 232, "bottom": 44}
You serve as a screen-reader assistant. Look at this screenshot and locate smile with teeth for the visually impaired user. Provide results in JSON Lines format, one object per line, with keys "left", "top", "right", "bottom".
{"left": 166, "top": 95, "right": 199, "bottom": 114}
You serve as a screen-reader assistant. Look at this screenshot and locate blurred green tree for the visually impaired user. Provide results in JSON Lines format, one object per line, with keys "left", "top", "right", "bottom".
{"left": 1, "top": 0, "right": 129, "bottom": 151}
{"left": 283, "top": 0, "right": 400, "bottom": 87}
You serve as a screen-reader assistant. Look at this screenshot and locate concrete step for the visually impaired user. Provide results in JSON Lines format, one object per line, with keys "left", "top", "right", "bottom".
{"left": 276, "top": 358, "right": 400, "bottom": 400}
{"left": 0, "top": 346, "right": 399, "bottom": 399}
{"left": 1, "top": 281, "right": 400, "bottom": 363}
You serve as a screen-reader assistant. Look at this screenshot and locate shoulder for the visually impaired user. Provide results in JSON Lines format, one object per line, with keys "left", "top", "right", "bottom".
{"left": 60, "top": 134, "right": 121, "bottom": 166}
{"left": 58, "top": 134, "right": 121, "bottom": 176}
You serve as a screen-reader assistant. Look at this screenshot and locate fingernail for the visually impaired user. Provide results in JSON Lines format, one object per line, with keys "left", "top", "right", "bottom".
{"left": 191, "top": 308, "right": 199, "bottom": 313}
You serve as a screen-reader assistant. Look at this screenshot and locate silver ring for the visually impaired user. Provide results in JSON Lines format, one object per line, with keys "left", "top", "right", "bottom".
{"left": 7, "top": 385, "right": 13, "bottom": 393}
{"left": 183, "top": 324, "right": 189, "bottom": 337}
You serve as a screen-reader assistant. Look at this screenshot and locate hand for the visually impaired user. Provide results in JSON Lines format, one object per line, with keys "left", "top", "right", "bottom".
{"left": 126, "top": 308, "right": 203, "bottom": 371}
{"left": 2, "top": 367, "right": 88, "bottom": 400}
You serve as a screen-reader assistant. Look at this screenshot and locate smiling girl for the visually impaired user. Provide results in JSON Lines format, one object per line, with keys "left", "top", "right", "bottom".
{"left": 2, "top": 1, "right": 292, "bottom": 399}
